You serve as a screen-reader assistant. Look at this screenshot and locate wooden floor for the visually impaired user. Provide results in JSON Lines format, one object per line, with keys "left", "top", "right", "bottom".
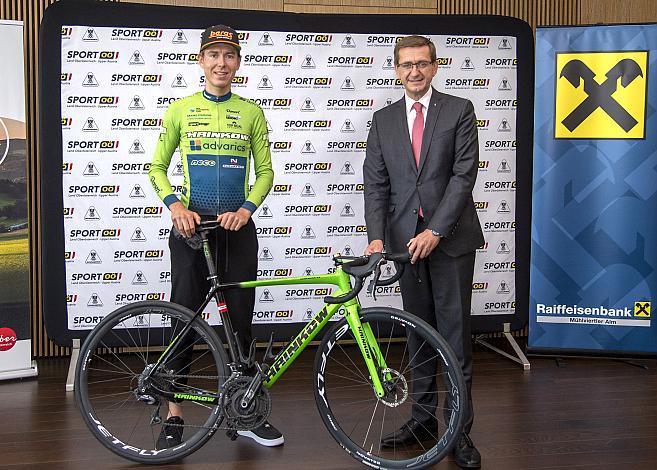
{"left": 2, "top": 340, "right": 657, "bottom": 469}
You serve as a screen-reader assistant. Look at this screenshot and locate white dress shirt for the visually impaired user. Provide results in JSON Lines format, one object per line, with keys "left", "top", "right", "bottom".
{"left": 404, "top": 87, "right": 432, "bottom": 141}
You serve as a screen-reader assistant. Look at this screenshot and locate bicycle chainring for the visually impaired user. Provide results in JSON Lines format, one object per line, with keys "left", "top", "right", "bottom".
{"left": 221, "top": 375, "right": 271, "bottom": 431}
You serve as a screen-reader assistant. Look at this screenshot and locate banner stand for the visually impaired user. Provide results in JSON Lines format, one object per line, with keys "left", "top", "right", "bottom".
{"left": 0, "top": 361, "right": 38, "bottom": 381}
{"left": 65, "top": 338, "right": 80, "bottom": 392}
{"left": 475, "top": 322, "right": 530, "bottom": 370}
{"left": 0, "top": 20, "right": 36, "bottom": 381}
{"left": 40, "top": 3, "right": 534, "bottom": 373}
{"left": 529, "top": 23, "right": 657, "bottom": 358}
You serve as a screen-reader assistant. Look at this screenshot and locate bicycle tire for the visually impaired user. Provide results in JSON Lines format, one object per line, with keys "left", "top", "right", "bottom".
{"left": 75, "top": 301, "right": 229, "bottom": 464}
{"left": 313, "top": 307, "right": 467, "bottom": 469}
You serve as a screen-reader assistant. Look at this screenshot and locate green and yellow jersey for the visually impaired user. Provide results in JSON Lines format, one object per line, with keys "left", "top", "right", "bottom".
{"left": 149, "top": 90, "right": 273, "bottom": 215}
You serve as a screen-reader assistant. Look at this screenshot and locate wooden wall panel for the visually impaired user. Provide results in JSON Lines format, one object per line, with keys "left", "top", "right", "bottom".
{"left": 3, "top": 0, "right": 654, "bottom": 357}
{"left": 436, "top": 0, "right": 580, "bottom": 30}
{"left": 581, "top": 0, "right": 657, "bottom": 24}
{"left": 120, "top": 0, "right": 283, "bottom": 11}
{"left": 284, "top": 5, "right": 435, "bottom": 14}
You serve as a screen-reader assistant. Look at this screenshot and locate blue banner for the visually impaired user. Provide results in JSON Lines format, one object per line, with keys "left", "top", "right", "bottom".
{"left": 530, "top": 24, "right": 657, "bottom": 355}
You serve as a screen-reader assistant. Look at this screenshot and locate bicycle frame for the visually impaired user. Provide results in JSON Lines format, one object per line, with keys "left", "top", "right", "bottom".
{"left": 148, "top": 234, "right": 391, "bottom": 403}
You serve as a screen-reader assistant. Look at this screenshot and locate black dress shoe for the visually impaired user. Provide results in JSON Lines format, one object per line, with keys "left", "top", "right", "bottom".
{"left": 453, "top": 433, "right": 481, "bottom": 468}
{"left": 380, "top": 418, "right": 438, "bottom": 448}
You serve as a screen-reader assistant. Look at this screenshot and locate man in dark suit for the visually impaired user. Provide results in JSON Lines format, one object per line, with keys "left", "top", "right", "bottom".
{"left": 363, "top": 35, "right": 484, "bottom": 469}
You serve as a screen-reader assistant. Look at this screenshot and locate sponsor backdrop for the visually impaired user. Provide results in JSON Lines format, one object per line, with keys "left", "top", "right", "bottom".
{"left": 530, "top": 24, "right": 657, "bottom": 355}
{"left": 0, "top": 20, "right": 37, "bottom": 379}
{"left": 40, "top": 2, "right": 533, "bottom": 345}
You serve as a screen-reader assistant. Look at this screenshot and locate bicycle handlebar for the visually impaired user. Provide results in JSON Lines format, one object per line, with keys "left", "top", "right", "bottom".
{"left": 324, "top": 252, "right": 411, "bottom": 304}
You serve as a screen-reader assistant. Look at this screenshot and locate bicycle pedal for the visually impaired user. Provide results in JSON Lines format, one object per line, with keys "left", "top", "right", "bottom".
{"left": 226, "top": 429, "right": 238, "bottom": 441}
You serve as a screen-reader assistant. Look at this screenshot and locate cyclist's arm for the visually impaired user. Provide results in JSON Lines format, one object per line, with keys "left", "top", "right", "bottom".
{"left": 149, "top": 104, "right": 181, "bottom": 209}
{"left": 149, "top": 104, "right": 199, "bottom": 237}
{"left": 242, "top": 107, "right": 273, "bottom": 213}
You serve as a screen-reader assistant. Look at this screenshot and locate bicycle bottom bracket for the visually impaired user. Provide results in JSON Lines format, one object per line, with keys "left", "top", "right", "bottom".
{"left": 221, "top": 375, "right": 271, "bottom": 431}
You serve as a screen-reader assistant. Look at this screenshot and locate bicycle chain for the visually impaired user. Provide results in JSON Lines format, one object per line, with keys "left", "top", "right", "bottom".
{"left": 158, "top": 373, "right": 223, "bottom": 380}
{"left": 147, "top": 373, "right": 222, "bottom": 431}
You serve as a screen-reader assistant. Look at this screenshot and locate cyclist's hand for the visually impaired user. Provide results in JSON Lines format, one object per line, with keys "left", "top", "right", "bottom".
{"left": 407, "top": 229, "right": 440, "bottom": 264}
{"left": 170, "top": 202, "right": 201, "bottom": 238}
{"left": 364, "top": 239, "right": 384, "bottom": 255}
{"left": 217, "top": 208, "right": 251, "bottom": 231}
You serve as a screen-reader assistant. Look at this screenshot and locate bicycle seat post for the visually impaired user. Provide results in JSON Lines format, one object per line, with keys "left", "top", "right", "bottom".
{"left": 198, "top": 232, "right": 219, "bottom": 288}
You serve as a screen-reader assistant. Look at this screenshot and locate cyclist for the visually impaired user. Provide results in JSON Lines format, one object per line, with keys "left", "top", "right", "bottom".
{"left": 148, "top": 24, "right": 281, "bottom": 449}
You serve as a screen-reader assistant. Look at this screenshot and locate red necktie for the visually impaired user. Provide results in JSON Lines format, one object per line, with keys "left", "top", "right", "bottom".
{"left": 411, "top": 102, "right": 424, "bottom": 217}
{"left": 411, "top": 101, "right": 424, "bottom": 167}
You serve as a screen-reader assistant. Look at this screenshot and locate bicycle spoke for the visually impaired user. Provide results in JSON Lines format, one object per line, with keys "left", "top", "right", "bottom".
{"left": 98, "top": 340, "right": 138, "bottom": 375}
{"left": 363, "top": 398, "right": 380, "bottom": 448}
{"left": 335, "top": 342, "right": 370, "bottom": 383}
{"left": 324, "top": 370, "right": 372, "bottom": 386}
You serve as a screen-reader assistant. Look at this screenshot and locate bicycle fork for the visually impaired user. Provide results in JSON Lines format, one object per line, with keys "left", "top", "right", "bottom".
{"left": 343, "top": 302, "right": 390, "bottom": 399}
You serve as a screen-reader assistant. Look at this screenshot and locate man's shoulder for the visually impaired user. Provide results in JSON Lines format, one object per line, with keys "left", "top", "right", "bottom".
{"left": 230, "top": 94, "right": 265, "bottom": 115}
{"left": 165, "top": 93, "right": 200, "bottom": 113}
{"left": 433, "top": 90, "right": 471, "bottom": 109}
{"left": 374, "top": 96, "right": 404, "bottom": 119}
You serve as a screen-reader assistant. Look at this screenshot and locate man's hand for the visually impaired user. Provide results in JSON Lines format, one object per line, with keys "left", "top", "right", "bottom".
{"left": 407, "top": 229, "right": 440, "bottom": 264}
{"left": 170, "top": 202, "right": 201, "bottom": 238}
{"left": 217, "top": 207, "right": 252, "bottom": 231}
{"left": 364, "top": 239, "right": 384, "bottom": 255}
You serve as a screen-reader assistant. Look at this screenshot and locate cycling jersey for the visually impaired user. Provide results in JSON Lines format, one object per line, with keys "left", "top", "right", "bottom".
{"left": 149, "top": 90, "right": 273, "bottom": 215}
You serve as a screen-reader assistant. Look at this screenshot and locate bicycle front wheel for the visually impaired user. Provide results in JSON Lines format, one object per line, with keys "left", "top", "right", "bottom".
{"left": 75, "top": 301, "right": 229, "bottom": 464}
{"left": 314, "top": 307, "right": 467, "bottom": 469}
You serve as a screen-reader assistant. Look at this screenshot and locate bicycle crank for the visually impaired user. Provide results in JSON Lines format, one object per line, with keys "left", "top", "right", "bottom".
{"left": 221, "top": 375, "right": 271, "bottom": 431}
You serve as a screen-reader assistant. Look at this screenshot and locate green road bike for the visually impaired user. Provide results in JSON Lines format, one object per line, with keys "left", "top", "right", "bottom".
{"left": 75, "top": 221, "right": 467, "bottom": 469}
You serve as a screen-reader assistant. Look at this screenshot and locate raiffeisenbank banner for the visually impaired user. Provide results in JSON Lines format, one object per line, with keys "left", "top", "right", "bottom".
{"left": 530, "top": 24, "right": 657, "bottom": 355}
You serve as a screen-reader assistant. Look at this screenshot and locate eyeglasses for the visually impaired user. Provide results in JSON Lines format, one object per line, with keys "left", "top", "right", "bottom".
{"left": 396, "top": 60, "right": 434, "bottom": 71}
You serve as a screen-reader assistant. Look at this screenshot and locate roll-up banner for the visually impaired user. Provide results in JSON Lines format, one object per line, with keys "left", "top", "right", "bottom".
{"left": 0, "top": 20, "right": 37, "bottom": 379}
{"left": 530, "top": 23, "right": 657, "bottom": 356}
{"left": 40, "top": 1, "right": 533, "bottom": 346}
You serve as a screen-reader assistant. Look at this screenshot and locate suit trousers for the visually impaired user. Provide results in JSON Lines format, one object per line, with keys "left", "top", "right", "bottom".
{"left": 167, "top": 219, "right": 257, "bottom": 376}
{"left": 399, "top": 218, "right": 475, "bottom": 433}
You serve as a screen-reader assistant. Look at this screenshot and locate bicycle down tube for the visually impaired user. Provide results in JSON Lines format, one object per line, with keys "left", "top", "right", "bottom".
{"left": 235, "top": 271, "right": 390, "bottom": 397}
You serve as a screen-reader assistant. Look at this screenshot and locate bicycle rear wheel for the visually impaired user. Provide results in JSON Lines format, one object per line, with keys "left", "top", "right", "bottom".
{"left": 314, "top": 307, "right": 467, "bottom": 469}
{"left": 75, "top": 301, "right": 229, "bottom": 464}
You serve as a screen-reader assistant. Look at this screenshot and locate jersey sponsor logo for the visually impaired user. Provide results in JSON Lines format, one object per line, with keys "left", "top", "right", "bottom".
{"left": 185, "top": 131, "right": 250, "bottom": 141}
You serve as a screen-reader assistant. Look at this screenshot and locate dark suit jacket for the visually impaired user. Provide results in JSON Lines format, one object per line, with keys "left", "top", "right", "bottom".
{"left": 363, "top": 88, "right": 484, "bottom": 257}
